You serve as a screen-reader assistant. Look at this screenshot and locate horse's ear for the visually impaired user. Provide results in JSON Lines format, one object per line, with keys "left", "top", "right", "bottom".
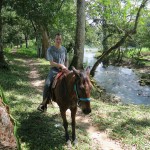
{"left": 72, "top": 66, "right": 80, "bottom": 77}
{"left": 86, "top": 66, "right": 91, "bottom": 76}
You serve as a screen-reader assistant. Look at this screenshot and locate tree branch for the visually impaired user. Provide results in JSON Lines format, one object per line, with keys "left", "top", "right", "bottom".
{"left": 30, "top": 19, "right": 36, "bottom": 33}
{"left": 133, "top": 0, "right": 148, "bottom": 33}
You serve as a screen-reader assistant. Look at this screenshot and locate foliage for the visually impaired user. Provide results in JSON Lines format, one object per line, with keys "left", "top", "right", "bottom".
{"left": 2, "top": 0, "right": 76, "bottom": 51}
{"left": 135, "top": 15, "right": 150, "bottom": 48}
{"left": 2, "top": 7, "right": 33, "bottom": 47}
{"left": 87, "top": 0, "right": 150, "bottom": 48}
{"left": 85, "top": 21, "right": 100, "bottom": 46}
{"left": 123, "top": 47, "right": 150, "bottom": 67}
{"left": 48, "top": 1, "right": 76, "bottom": 47}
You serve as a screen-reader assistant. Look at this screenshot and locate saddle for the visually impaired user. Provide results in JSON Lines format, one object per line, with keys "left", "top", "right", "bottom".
{"left": 52, "top": 72, "right": 63, "bottom": 89}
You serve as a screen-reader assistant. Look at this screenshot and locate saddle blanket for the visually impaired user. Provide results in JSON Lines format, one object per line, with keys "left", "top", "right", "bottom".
{"left": 52, "top": 72, "right": 63, "bottom": 89}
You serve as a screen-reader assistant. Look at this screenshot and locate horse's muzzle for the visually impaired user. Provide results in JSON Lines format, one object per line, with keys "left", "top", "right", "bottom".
{"left": 83, "top": 108, "right": 91, "bottom": 114}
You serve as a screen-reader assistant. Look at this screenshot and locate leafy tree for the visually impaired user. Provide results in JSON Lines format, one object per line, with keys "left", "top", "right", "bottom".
{"left": 85, "top": 20, "right": 100, "bottom": 47}
{"left": 47, "top": 0, "right": 76, "bottom": 52}
{"left": 2, "top": 8, "right": 33, "bottom": 48}
{"left": 90, "top": 0, "right": 149, "bottom": 76}
{"left": 7, "top": 0, "right": 63, "bottom": 57}
{"left": 135, "top": 13, "right": 150, "bottom": 48}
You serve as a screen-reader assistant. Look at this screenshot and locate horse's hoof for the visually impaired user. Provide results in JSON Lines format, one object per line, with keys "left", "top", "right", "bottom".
{"left": 66, "top": 140, "right": 72, "bottom": 147}
{"left": 73, "top": 139, "right": 78, "bottom": 147}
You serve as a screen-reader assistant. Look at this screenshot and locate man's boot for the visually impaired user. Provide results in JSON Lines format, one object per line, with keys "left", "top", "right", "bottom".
{"left": 37, "top": 99, "right": 48, "bottom": 112}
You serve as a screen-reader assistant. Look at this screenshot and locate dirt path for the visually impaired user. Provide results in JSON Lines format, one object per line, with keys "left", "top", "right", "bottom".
{"left": 76, "top": 112, "right": 125, "bottom": 150}
{"left": 28, "top": 59, "right": 45, "bottom": 92}
{"left": 27, "top": 59, "right": 126, "bottom": 150}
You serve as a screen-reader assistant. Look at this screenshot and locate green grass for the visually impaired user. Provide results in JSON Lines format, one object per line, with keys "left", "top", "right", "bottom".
{"left": 1, "top": 45, "right": 150, "bottom": 150}
{"left": 124, "top": 48, "right": 150, "bottom": 59}
{"left": 121, "top": 48, "right": 150, "bottom": 67}
{"left": 90, "top": 98, "right": 150, "bottom": 150}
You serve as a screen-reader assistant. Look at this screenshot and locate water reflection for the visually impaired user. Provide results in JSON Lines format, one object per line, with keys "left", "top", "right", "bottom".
{"left": 84, "top": 48, "right": 150, "bottom": 105}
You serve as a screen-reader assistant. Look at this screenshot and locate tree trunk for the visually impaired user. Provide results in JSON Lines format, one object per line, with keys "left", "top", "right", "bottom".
{"left": 41, "top": 29, "right": 49, "bottom": 58}
{"left": 69, "top": 0, "right": 85, "bottom": 69}
{"left": 19, "top": 40, "right": 22, "bottom": 48}
{"left": 0, "top": 0, "right": 9, "bottom": 69}
{"left": 24, "top": 34, "right": 28, "bottom": 48}
{"left": 102, "top": 18, "right": 109, "bottom": 66}
{"left": 37, "top": 35, "right": 42, "bottom": 58}
{"left": 30, "top": 20, "right": 42, "bottom": 57}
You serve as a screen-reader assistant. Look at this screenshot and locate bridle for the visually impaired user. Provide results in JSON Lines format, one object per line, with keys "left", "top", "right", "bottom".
{"left": 74, "top": 83, "right": 90, "bottom": 102}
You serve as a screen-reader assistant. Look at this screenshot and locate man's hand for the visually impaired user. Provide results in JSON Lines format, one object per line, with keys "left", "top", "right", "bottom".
{"left": 59, "top": 64, "right": 68, "bottom": 73}
{"left": 50, "top": 61, "right": 67, "bottom": 70}
{"left": 59, "top": 64, "right": 67, "bottom": 70}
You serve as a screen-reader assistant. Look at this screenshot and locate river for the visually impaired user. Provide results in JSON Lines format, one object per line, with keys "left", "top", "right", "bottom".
{"left": 84, "top": 48, "right": 150, "bottom": 105}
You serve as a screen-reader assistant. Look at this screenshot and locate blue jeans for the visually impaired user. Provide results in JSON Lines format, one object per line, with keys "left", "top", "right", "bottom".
{"left": 41, "top": 67, "right": 59, "bottom": 105}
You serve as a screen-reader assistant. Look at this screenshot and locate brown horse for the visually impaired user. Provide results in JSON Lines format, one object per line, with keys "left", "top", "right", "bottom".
{"left": 51, "top": 67, "right": 92, "bottom": 145}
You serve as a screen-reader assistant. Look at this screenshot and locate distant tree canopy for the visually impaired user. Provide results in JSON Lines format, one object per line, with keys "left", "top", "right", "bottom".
{"left": 2, "top": 0, "right": 76, "bottom": 55}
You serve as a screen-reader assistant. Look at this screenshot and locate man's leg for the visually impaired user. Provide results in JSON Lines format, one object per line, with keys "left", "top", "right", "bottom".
{"left": 37, "top": 71, "right": 52, "bottom": 112}
{"left": 37, "top": 68, "right": 58, "bottom": 112}
{"left": 37, "top": 81, "right": 50, "bottom": 112}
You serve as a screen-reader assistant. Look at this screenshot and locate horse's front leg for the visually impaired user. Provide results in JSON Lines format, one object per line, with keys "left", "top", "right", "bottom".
{"left": 71, "top": 107, "right": 78, "bottom": 145}
{"left": 60, "top": 110, "right": 71, "bottom": 145}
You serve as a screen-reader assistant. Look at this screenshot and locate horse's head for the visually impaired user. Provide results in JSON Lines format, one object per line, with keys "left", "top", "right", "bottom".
{"left": 72, "top": 66, "right": 92, "bottom": 115}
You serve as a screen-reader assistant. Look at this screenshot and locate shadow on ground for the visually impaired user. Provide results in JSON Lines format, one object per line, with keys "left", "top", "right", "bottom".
{"left": 17, "top": 111, "right": 66, "bottom": 150}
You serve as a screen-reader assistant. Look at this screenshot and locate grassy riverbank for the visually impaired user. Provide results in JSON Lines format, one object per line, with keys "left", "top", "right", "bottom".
{"left": 0, "top": 46, "right": 150, "bottom": 150}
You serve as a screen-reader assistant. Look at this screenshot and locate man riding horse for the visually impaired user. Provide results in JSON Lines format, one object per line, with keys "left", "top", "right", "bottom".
{"left": 37, "top": 33, "right": 92, "bottom": 145}
{"left": 37, "top": 33, "right": 68, "bottom": 112}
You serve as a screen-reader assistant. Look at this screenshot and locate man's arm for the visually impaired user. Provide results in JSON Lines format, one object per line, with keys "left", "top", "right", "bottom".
{"left": 50, "top": 61, "right": 67, "bottom": 70}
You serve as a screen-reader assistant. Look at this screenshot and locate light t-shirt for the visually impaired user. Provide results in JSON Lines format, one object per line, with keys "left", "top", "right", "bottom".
{"left": 47, "top": 46, "right": 67, "bottom": 66}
